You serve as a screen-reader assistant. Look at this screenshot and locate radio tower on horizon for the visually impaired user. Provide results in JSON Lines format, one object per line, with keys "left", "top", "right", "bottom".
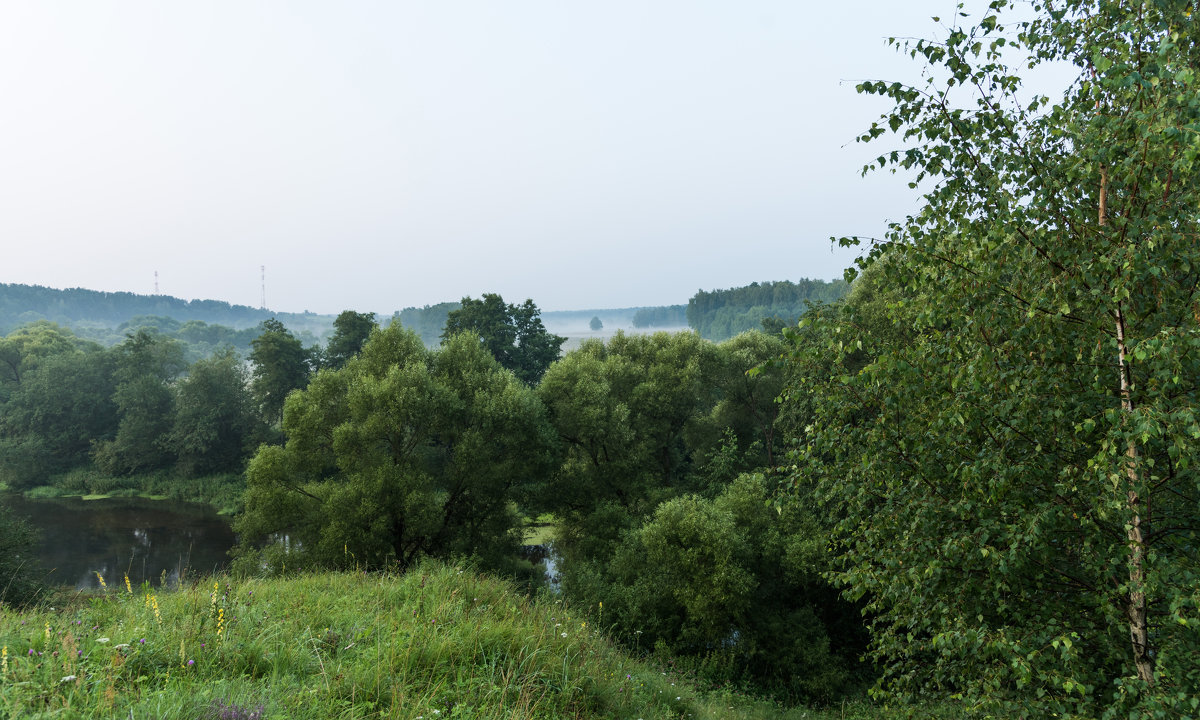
{"left": 154, "top": 271, "right": 159, "bottom": 295}
{"left": 260, "top": 265, "right": 266, "bottom": 310}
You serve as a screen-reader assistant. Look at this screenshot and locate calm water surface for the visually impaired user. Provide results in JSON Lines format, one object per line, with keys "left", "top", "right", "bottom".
{"left": 2, "top": 494, "right": 235, "bottom": 590}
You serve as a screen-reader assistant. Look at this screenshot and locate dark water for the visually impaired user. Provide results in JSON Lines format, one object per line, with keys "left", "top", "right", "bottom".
{"left": 2, "top": 494, "right": 236, "bottom": 590}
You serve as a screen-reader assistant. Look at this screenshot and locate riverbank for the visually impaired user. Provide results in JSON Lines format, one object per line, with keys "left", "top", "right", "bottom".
{"left": 0, "top": 563, "right": 959, "bottom": 719}
{"left": 6, "top": 466, "right": 245, "bottom": 515}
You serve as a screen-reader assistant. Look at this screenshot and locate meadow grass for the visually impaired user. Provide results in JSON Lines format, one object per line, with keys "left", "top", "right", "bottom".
{"left": 0, "top": 563, "right": 957, "bottom": 719}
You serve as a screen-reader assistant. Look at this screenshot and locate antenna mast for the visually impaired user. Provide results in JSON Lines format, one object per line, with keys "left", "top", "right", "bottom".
{"left": 260, "top": 265, "right": 266, "bottom": 310}
{"left": 154, "top": 271, "right": 159, "bottom": 295}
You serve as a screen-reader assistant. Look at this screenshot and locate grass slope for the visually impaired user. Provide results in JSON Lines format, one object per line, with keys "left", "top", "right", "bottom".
{"left": 0, "top": 563, "right": 949, "bottom": 719}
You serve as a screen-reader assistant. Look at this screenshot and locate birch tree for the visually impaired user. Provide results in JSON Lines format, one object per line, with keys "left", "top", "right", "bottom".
{"left": 789, "top": 1, "right": 1200, "bottom": 715}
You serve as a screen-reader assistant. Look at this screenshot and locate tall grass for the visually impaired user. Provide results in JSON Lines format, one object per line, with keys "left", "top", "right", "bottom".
{"left": 0, "top": 563, "right": 960, "bottom": 719}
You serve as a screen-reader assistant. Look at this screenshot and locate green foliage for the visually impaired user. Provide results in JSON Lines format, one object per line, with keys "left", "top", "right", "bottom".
{"left": 0, "top": 321, "right": 84, "bottom": 392}
{"left": 322, "top": 309, "right": 377, "bottom": 370}
{"left": 709, "top": 331, "right": 787, "bottom": 470}
{"left": 174, "top": 319, "right": 260, "bottom": 353}
{"left": 169, "top": 349, "right": 263, "bottom": 477}
{"left": 92, "top": 329, "right": 186, "bottom": 475}
{"left": 248, "top": 318, "right": 313, "bottom": 427}
{"left": 0, "top": 327, "right": 118, "bottom": 487}
{"left": 687, "top": 280, "right": 849, "bottom": 341}
{"left": 597, "top": 473, "right": 867, "bottom": 702}
{"left": 0, "top": 321, "right": 263, "bottom": 496}
{"left": 538, "top": 331, "right": 788, "bottom": 561}
{"left": 785, "top": 1, "right": 1200, "bottom": 716}
{"left": 442, "top": 294, "right": 566, "bottom": 386}
{"left": 535, "top": 330, "right": 820, "bottom": 699}
{"left": 234, "top": 325, "right": 560, "bottom": 574}
{"left": 589, "top": 315, "right": 603, "bottom": 332}
{"left": 536, "top": 331, "right": 722, "bottom": 562}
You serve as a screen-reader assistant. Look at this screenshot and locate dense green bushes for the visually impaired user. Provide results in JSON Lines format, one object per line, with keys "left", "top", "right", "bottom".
{"left": 532, "top": 329, "right": 866, "bottom": 702}
{"left": 233, "top": 326, "right": 561, "bottom": 574}
{"left": 776, "top": 1, "right": 1200, "bottom": 716}
{"left": 589, "top": 474, "right": 865, "bottom": 701}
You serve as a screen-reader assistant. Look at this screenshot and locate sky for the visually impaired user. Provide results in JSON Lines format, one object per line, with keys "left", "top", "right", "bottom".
{"left": 0, "top": 1, "right": 1032, "bottom": 315}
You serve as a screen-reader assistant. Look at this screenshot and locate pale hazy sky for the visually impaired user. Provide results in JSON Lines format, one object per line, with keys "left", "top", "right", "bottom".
{"left": 0, "top": 1, "right": 1018, "bottom": 315}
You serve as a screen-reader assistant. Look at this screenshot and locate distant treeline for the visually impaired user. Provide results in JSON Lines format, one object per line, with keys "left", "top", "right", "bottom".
{"left": 632, "top": 305, "right": 687, "bottom": 328}
{"left": 686, "top": 279, "right": 849, "bottom": 341}
{"left": 70, "top": 315, "right": 326, "bottom": 363}
{"left": 0, "top": 283, "right": 334, "bottom": 339}
{"left": 392, "top": 302, "right": 461, "bottom": 346}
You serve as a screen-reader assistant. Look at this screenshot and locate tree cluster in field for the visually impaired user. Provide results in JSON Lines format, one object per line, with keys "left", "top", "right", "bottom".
{"left": 685, "top": 279, "right": 849, "bottom": 341}
{"left": 0, "top": 310, "right": 379, "bottom": 489}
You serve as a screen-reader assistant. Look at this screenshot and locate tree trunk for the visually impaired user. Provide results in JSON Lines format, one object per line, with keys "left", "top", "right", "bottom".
{"left": 1103, "top": 168, "right": 1155, "bottom": 685}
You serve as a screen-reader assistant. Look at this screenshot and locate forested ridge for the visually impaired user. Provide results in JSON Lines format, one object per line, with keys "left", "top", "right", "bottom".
{"left": 0, "top": 283, "right": 329, "bottom": 335}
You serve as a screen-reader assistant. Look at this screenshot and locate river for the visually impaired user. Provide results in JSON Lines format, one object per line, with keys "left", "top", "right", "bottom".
{"left": 2, "top": 494, "right": 236, "bottom": 590}
{"left": 3, "top": 494, "right": 560, "bottom": 591}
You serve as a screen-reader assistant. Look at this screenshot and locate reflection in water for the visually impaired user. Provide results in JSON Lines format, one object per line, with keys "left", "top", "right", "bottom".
{"left": 519, "top": 544, "right": 561, "bottom": 590}
{"left": 1, "top": 494, "right": 236, "bottom": 590}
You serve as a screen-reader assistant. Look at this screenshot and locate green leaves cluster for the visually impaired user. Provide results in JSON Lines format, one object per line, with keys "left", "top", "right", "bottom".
{"left": 442, "top": 293, "right": 565, "bottom": 385}
{"left": 231, "top": 323, "right": 850, "bottom": 700}
{"left": 234, "top": 325, "right": 560, "bottom": 574}
{"left": 0, "top": 321, "right": 275, "bottom": 487}
{"left": 781, "top": 1, "right": 1200, "bottom": 715}
{"left": 603, "top": 473, "right": 866, "bottom": 701}
{"left": 249, "top": 318, "right": 314, "bottom": 428}
{"left": 534, "top": 330, "right": 860, "bottom": 700}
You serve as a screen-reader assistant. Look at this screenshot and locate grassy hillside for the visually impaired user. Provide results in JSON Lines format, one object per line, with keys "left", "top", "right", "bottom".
{"left": 0, "top": 563, "right": 956, "bottom": 719}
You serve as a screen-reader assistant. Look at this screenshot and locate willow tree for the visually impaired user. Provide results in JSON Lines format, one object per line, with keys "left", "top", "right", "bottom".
{"left": 789, "top": 1, "right": 1200, "bottom": 715}
{"left": 234, "top": 326, "right": 559, "bottom": 574}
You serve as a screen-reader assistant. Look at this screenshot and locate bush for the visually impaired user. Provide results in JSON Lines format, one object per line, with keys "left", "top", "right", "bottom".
{"left": 569, "top": 473, "right": 869, "bottom": 703}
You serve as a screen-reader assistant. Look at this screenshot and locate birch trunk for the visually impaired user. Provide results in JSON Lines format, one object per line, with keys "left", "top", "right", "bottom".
{"left": 1102, "top": 167, "right": 1156, "bottom": 684}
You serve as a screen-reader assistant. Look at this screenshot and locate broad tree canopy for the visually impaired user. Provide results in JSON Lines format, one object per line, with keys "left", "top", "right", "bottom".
{"left": 786, "top": 1, "right": 1200, "bottom": 715}
{"left": 234, "top": 325, "right": 560, "bottom": 573}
